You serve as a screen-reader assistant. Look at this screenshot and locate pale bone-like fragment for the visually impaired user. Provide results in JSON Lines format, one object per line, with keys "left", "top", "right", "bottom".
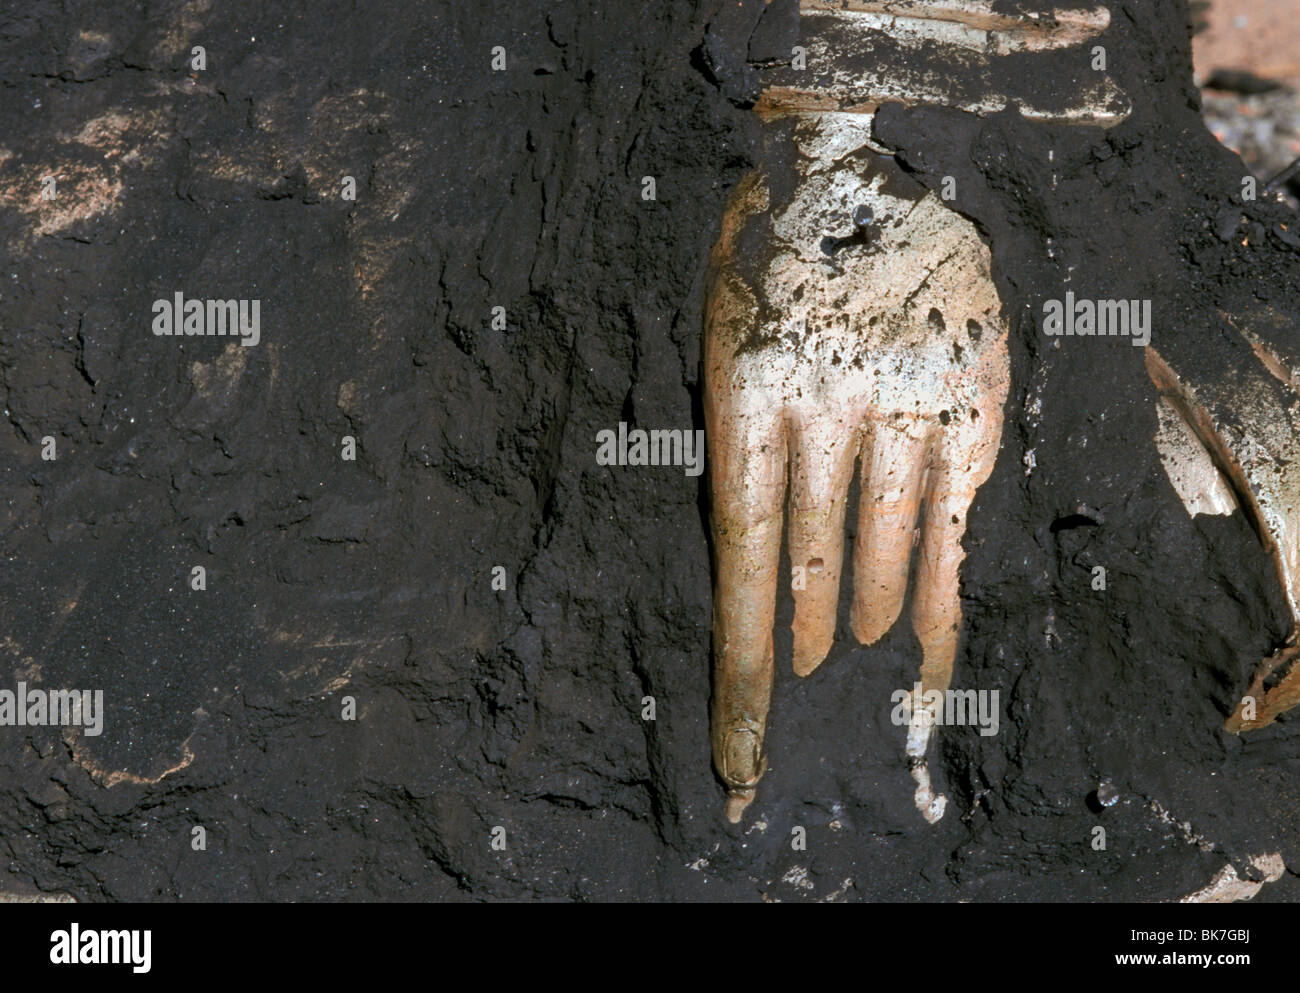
{"left": 0, "top": 891, "right": 76, "bottom": 903}
{"left": 1179, "top": 853, "right": 1286, "bottom": 903}
{"left": 706, "top": 1, "right": 1125, "bottom": 822}
{"left": 1145, "top": 332, "right": 1300, "bottom": 733}
{"left": 1153, "top": 395, "right": 1239, "bottom": 517}
{"left": 802, "top": 0, "right": 1110, "bottom": 41}
{"left": 800, "top": 3, "right": 1113, "bottom": 56}
{"left": 754, "top": 2, "right": 1130, "bottom": 124}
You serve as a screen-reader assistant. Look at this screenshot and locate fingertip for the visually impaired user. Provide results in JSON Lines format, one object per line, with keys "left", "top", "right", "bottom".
{"left": 725, "top": 791, "right": 755, "bottom": 824}
{"left": 792, "top": 639, "right": 830, "bottom": 677}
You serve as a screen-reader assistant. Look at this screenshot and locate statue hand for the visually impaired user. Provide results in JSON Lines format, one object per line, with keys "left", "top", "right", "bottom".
{"left": 704, "top": 127, "right": 1009, "bottom": 821}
